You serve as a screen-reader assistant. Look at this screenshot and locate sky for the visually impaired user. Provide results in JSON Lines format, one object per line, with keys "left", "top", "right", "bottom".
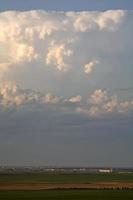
{"left": 0, "top": 0, "right": 133, "bottom": 11}
{"left": 0, "top": 1, "right": 133, "bottom": 167}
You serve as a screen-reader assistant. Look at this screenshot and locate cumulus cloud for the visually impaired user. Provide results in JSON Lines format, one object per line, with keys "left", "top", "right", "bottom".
{"left": 84, "top": 60, "right": 99, "bottom": 74}
{"left": 0, "top": 83, "right": 25, "bottom": 106}
{"left": 0, "top": 82, "right": 39, "bottom": 107}
{"left": 0, "top": 10, "right": 133, "bottom": 167}
{"left": 77, "top": 90, "right": 133, "bottom": 117}
{"left": 13, "top": 43, "right": 38, "bottom": 63}
{"left": 43, "top": 93, "right": 60, "bottom": 104}
{"left": 0, "top": 83, "right": 61, "bottom": 107}
{"left": 0, "top": 10, "right": 132, "bottom": 119}
{"left": 0, "top": 9, "right": 126, "bottom": 75}
{"left": 103, "top": 96, "right": 118, "bottom": 113}
{"left": 68, "top": 95, "right": 82, "bottom": 103}
{"left": 0, "top": 83, "right": 133, "bottom": 118}
{"left": 88, "top": 89, "right": 108, "bottom": 104}
{"left": 67, "top": 10, "right": 125, "bottom": 32}
{"left": 46, "top": 40, "right": 73, "bottom": 71}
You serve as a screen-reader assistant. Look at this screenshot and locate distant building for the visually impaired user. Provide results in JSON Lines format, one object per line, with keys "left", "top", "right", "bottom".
{"left": 98, "top": 168, "right": 113, "bottom": 173}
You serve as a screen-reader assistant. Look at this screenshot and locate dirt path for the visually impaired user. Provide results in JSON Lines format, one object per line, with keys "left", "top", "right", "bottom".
{"left": 0, "top": 182, "right": 133, "bottom": 190}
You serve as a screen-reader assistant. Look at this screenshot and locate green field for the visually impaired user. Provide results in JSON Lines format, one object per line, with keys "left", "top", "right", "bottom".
{"left": 0, "top": 173, "right": 133, "bottom": 183}
{"left": 0, "top": 173, "right": 133, "bottom": 199}
{"left": 0, "top": 189, "right": 133, "bottom": 200}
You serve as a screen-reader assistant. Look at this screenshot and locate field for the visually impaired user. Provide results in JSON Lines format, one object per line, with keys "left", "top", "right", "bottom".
{"left": 0, "top": 189, "right": 133, "bottom": 200}
{"left": 0, "top": 172, "right": 133, "bottom": 183}
{"left": 0, "top": 172, "right": 133, "bottom": 199}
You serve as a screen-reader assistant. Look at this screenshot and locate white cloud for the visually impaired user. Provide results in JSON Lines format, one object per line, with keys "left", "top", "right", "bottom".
{"left": 0, "top": 10, "right": 132, "bottom": 118}
{"left": 0, "top": 83, "right": 133, "bottom": 118}
{"left": 0, "top": 10, "right": 126, "bottom": 75}
{"left": 43, "top": 93, "right": 60, "bottom": 104}
{"left": 68, "top": 95, "right": 82, "bottom": 103}
{"left": 88, "top": 89, "right": 108, "bottom": 104}
{"left": 87, "top": 90, "right": 119, "bottom": 116}
{"left": 84, "top": 60, "right": 99, "bottom": 74}
{"left": 46, "top": 40, "right": 73, "bottom": 71}
{"left": 95, "top": 10, "right": 125, "bottom": 31}
{"left": 77, "top": 90, "right": 133, "bottom": 117}
{"left": 119, "top": 101, "right": 133, "bottom": 113}
{"left": 0, "top": 83, "right": 61, "bottom": 106}
{"left": 76, "top": 106, "right": 100, "bottom": 117}
{"left": 13, "top": 43, "right": 38, "bottom": 63}
{"left": 0, "top": 82, "right": 39, "bottom": 106}
{"left": 0, "top": 83, "right": 24, "bottom": 106}
{"left": 67, "top": 10, "right": 125, "bottom": 32}
{"left": 103, "top": 96, "right": 118, "bottom": 113}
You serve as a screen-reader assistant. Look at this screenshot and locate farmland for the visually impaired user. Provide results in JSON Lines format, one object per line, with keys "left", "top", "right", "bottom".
{"left": 0, "top": 189, "right": 133, "bottom": 200}
{"left": 0, "top": 172, "right": 133, "bottom": 199}
{"left": 0, "top": 172, "right": 133, "bottom": 183}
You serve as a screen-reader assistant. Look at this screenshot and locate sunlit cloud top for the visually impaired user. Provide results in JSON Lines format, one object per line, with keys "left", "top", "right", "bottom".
{"left": 0, "top": 10, "right": 133, "bottom": 119}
